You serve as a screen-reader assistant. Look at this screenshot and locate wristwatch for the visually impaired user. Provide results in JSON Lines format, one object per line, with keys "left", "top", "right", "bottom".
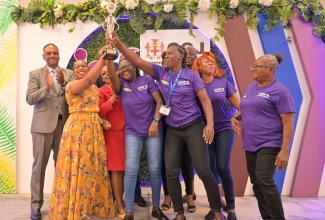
{"left": 153, "top": 117, "right": 160, "bottom": 122}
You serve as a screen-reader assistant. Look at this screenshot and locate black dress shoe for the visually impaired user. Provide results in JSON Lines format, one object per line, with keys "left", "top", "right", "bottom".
{"left": 134, "top": 195, "right": 148, "bottom": 207}
{"left": 124, "top": 215, "right": 134, "bottom": 220}
{"left": 227, "top": 212, "right": 237, "bottom": 220}
{"left": 152, "top": 208, "right": 169, "bottom": 220}
{"left": 205, "top": 210, "right": 214, "bottom": 220}
{"left": 30, "top": 208, "right": 41, "bottom": 220}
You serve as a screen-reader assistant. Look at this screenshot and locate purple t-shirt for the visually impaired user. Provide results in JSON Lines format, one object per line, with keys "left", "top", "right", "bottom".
{"left": 152, "top": 64, "right": 205, "bottom": 127}
{"left": 204, "top": 78, "right": 237, "bottom": 132}
{"left": 240, "top": 81, "right": 295, "bottom": 152}
{"left": 117, "top": 75, "right": 162, "bottom": 136}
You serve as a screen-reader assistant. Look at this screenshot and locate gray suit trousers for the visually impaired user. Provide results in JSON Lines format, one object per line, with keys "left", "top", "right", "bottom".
{"left": 30, "top": 118, "right": 64, "bottom": 209}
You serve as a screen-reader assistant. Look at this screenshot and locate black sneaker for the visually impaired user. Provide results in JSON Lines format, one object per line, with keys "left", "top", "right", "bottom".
{"left": 152, "top": 208, "right": 169, "bottom": 220}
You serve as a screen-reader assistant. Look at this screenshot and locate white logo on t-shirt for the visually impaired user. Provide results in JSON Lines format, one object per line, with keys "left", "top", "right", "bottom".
{"left": 214, "top": 87, "right": 225, "bottom": 93}
{"left": 177, "top": 80, "right": 190, "bottom": 85}
{"left": 138, "top": 84, "right": 148, "bottom": 91}
{"left": 257, "top": 92, "right": 270, "bottom": 99}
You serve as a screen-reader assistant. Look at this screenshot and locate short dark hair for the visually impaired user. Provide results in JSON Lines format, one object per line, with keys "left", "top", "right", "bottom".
{"left": 43, "top": 43, "right": 58, "bottom": 52}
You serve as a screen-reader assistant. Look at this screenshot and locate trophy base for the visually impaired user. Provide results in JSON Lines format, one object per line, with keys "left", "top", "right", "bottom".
{"left": 103, "top": 48, "right": 119, "bottom": 60}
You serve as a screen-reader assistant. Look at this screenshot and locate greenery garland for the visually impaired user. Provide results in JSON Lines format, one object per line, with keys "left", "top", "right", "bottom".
{"left": 10, "top": 0, "right": 325, "bottom": 43}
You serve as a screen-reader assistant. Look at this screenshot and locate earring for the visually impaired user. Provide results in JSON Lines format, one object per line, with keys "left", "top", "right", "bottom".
{"left": 199, "top": 69, "right": 202, "bottom": 73}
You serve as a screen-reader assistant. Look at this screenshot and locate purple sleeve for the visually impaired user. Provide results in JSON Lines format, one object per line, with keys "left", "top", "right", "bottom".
{"left": 276, "top": 90, "right": 296, "bottom": 114}
{"left": 192, "top": 71, "right": 205, "bottom": 92}
{"left": 225, "top": 79, "right": 237, "bottom": 98}
{"left": 147, "top": 76, "right": 160, "bottom": 93}
{"left": 152, "top": 64, "right": 165, "bottom": 82}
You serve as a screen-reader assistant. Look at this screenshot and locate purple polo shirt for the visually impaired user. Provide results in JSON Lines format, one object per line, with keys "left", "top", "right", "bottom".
{"left": 117, "top": 75, "right": 162, "bottom": 136}
{"left": 204, "top": 78, "right": 237, "bottom": 132}
{"left": 240, "top": 81, "right": 295, "bottom": 152}
{"left": 152, "top": 64, "right": 205, "bottom": 127}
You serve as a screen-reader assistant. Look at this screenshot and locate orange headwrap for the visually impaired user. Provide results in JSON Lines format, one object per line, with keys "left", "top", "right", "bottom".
{"left": 192, "top": 51, "right": 225, "bottom": 78}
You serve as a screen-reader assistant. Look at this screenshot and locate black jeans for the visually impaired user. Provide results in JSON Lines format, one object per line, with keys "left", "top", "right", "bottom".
{"left": 165, "top": 118, "right": 222, "bottom": 214}
{"left": 162, "top": 129, "right": 194, "bottom": 196}
{"left": 246, "top": 147, "right": 286, "bottom": 220}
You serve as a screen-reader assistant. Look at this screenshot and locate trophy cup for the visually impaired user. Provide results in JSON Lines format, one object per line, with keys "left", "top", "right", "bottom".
{"left": 102, "top": 0, "right": 119, "bottom": 60}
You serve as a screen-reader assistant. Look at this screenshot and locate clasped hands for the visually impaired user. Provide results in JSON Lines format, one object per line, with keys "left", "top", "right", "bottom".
{"left": 45, "top": 68, "right": 65, "bottom": 92}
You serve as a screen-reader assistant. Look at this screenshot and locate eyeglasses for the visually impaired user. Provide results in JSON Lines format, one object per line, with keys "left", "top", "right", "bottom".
{"left": 250, "top": 64, "right": 272, "bottom": 70}
{"left": 74, "top": 64, "right": 88, "bottom": 69}
{"left": 119, "top": 63, "right": 132, "bottom": 71}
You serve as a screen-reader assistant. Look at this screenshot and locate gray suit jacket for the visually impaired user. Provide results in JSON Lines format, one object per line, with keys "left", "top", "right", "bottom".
{"left": 26, "top": 66, "right": 74, "bottom": 133}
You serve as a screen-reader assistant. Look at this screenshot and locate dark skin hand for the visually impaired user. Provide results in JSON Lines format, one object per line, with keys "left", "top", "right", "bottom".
{"left": 55, "top": 68, "right": 65, "bottom": 85}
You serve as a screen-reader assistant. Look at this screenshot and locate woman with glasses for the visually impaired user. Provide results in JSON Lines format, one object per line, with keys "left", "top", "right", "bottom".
{"left": 231, "top": 53, "right": 295, "bottom": 220}
{"left": 48, "top": 55, "right": 116, "bottom": 219}
{"left": 192, "top": 51, "right": 240, "bottom": 220}
{"left": 105, "top": 57, "right": 168, "bottom": 220}
{"left": 110, "top": 31, "right": 226, "bottom": 220}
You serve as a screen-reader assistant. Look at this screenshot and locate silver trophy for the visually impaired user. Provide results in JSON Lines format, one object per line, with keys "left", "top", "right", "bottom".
{"left": 102, "top": 0, "right": 119, "bottom": 60}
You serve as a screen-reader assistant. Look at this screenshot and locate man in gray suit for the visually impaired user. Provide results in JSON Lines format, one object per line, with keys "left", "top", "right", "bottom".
{"left": 26, "top": 43, "right": 74, "bottom": 220}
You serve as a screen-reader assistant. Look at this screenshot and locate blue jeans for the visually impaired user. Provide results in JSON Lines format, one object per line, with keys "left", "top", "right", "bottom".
{"left": 209, "top": 129, "right": 235, "bottom": 210}
{"left": 124, "top": 132, "right": 163, "bottom": 212}
{"left": 246, "top": 147, "right": 285, "bottom": 220}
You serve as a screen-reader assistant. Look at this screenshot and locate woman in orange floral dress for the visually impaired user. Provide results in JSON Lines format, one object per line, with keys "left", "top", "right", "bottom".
{"left": 48, "top": 56, "right": 115, "bottom": 220}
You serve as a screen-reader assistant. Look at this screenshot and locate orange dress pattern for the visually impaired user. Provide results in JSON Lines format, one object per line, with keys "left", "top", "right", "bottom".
{"left": 48, "top": 83, "right": 115, "bottom": 220}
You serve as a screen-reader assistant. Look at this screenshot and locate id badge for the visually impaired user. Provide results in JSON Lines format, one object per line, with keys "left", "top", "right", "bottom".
{"left": 159, "top": 105, "right": 171, "bottom": 116}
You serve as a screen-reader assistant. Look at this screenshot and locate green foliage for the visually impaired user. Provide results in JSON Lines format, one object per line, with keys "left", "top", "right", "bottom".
{"left": 9, "top": 0, "right": 325, "bottom": 43}
{"left": 0, "top": 151, "right": 16, "bottom": 193}
{"left": 0, "top": 104, "right": 16, "bottom": 159}
{"left": 0, "top": 0, "right": 18, "bottom": 35}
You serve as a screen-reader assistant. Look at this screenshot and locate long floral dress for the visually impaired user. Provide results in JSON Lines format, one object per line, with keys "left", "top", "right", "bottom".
{"left": 48, "top": 83, "right": 115, "bottom": 220}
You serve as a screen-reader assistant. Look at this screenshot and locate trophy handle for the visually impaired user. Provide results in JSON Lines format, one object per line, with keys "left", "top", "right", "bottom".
{"left": 102, "top": 15, "right": 107, "bottom": 30}
{"left": 115, "top": 22, "right": 119, "bottom": 31}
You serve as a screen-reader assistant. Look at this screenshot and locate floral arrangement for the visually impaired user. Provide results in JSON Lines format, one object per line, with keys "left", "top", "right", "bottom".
{"left": 10, "top": 0, "right": 325, "bottom": 42}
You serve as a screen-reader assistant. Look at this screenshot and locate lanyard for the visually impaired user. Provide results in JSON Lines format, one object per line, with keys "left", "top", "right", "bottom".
{"left": 166, "top": 69, "right": 182, "bottom": 106}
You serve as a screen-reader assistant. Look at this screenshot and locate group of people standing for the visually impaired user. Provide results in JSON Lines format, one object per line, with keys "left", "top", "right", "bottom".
{"left": 27, "top": 31, "right": 295, "bottom": 220}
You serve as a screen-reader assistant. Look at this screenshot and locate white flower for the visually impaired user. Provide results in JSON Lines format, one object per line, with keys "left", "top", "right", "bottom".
{"left": 163, "top": 4, "right": 173, "bottom": 13}
{"left": 229, "top": 0, "right": 239, "bottom": 9}
{"left": 258, "top": 0, "right": 273, "bottom": 7}
{"left": 197, "top": 0, "right": 211, "bottom": 11}
{"left": 100, "top": 0, "right": 108, "bottom": 9}
{"left": 124, "top": 0, "right": 138, "bottom": 10}
{"left": 53, "top": 4, "right": 63, "bottom": 18}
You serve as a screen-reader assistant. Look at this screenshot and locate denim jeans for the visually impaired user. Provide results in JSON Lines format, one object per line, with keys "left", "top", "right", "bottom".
{"left": 165, "top": 118, "right": 222, "bottom": 214}
{"left": 209, "top": 129, "right": 235, "bottom": 210}
{"left": 124, "top": 132, "right": 163, "bottom": 212}
{"left": 246, "top": 147, "right": 286, "bottom": 220}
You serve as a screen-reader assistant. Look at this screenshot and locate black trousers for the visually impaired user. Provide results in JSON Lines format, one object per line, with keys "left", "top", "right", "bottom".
{"left": 246, "top": 147, "right": 286, "bottom": 220}
{"left": 164, "top": 118, "right": 222, "bottom": 214}
{"left": 162, "top": 128, "right": 194, "bottom": 196}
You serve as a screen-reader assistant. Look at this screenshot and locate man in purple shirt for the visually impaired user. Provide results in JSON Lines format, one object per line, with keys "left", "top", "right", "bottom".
{"left": 232, "top": 53, "right": 295, "bottom": 220}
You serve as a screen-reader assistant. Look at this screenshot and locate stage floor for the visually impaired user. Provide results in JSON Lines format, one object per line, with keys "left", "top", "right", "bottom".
{"left": 0, "top": 194, "right": 324, "bottom": 219}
